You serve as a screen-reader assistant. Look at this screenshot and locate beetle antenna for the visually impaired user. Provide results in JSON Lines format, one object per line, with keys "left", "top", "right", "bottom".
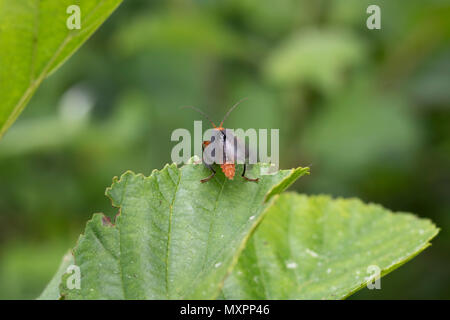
{"left": 181, "top": 106, "right": 217, "bottom": 128}
{"left": 219, "top": 98, "right": 248, "bottom": 127}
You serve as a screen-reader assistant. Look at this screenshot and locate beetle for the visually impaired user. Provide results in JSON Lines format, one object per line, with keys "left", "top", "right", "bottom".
{"left": 183, "top": 99, "right": 259, "bottom": 183}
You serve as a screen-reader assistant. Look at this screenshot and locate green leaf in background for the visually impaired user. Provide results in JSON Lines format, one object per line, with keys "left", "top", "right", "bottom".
{"left": 38, "top": 251, "right": 74, "bottom": 300}
{"left": 0, "top": 241, "right": 72, "bottom": 300}
{"left": 0, "top": 0, "right": 123, "bottom": 139}
{"left": 302, "top": 83, "right": 420, "bottom": 174}
{"left": 222, "top": 193, "right": 439, "bottom": 299}
{"left": 58, "top": 163, "right": 309, "bottom": 299}
{"left": 301, "top": 80, "right": 421, "bottom": 195}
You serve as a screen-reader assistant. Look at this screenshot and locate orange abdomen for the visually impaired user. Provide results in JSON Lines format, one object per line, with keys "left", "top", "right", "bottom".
{"left": 221, "top": 163, "right": 235, "bottom": 180}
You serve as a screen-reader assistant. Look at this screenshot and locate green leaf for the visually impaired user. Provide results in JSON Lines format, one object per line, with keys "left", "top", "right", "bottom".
{"left": 38, "top": 250, "right": 74, "bottom": 300}
{"left": 59, "top": 163, "right": 309, "bottom": 299}
{"left": 302, "top": 81, "right": 420, "bottom": 178}
{"left": 0, "top": 0, "right": 123, "bottom": 139}
{"left": 222, "top": 193, "right": 439, "bottom": 299}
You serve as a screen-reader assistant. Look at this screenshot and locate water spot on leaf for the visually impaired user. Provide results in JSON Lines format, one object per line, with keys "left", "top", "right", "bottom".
{"left": 305, "top": 248, "right": 319, "bottom": 258}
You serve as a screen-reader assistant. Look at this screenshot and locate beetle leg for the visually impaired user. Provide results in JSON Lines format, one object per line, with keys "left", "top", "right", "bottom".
{"left": 201, "top": 162, "right": 216, "bottom": 183}
{"left": 241, "top": 164, "right": 259, "bottom": 182}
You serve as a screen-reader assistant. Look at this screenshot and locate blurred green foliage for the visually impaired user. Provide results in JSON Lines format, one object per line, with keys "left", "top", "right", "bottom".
{"left": 0, "top": 0, "right": 449, "bottom": 299}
